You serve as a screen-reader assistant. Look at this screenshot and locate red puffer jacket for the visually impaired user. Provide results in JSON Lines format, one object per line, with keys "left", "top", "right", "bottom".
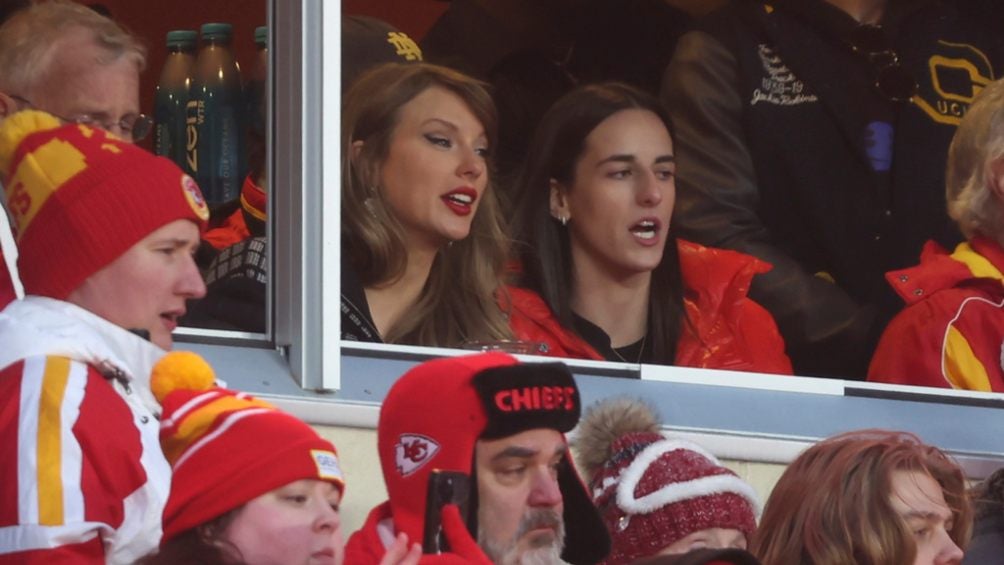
{"left": 505, "top": 240, "right": 792, "bottom": 375}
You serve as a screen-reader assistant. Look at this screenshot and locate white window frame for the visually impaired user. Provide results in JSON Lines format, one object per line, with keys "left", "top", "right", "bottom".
{"left": 177, "top": 0, "right": 1004, "bottom": 476}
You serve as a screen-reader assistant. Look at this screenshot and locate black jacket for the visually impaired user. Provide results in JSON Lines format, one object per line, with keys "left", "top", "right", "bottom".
{"left": 965, "top": 467, "right": 1004, "bottom": 564}
{"left": 662, "top": 0, "right": 1004, "bottom": 378}
{"left": 341, "top": 254, "right": 381, "bottom": 343}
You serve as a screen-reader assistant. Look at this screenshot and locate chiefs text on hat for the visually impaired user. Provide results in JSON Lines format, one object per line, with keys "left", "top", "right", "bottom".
{"left": 495, "top": 385, "right": 577, "bottom": 413}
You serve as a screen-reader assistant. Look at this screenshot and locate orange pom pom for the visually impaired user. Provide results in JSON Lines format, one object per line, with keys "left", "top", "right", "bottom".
{"left": 151, "top": 351, "right": 216, "bottom": 403}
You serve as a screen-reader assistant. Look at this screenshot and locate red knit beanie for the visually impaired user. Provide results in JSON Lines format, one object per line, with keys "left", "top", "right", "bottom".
{"left": 578, "top": 399, "right": 758, "bottom": 565}
{"left": 150, "top": 351, "right": 345, "bottom": 543}
{"left": 0, "top": 111, "right": 210, "bottom": 299}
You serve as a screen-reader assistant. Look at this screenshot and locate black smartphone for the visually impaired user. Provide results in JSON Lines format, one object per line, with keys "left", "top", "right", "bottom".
{"left": 422, "top": 470, "right": 471, "bottom": 554}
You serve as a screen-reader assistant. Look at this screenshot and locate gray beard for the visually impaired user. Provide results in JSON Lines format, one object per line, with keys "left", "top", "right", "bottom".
{"left": 477, "top": 508, "right": 566, "bottom": 565}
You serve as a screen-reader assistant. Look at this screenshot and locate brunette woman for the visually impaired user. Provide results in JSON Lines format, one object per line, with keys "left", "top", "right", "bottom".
{"left": 508, "top": 82, "right": 790, "bottom": 372}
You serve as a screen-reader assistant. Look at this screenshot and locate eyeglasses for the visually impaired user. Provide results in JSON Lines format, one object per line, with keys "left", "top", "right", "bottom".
{"left": 8, "top": 94, "right": 153, "bottom": 142}
{"left": 847, "top": 24, "right": 918, "bottom": 103}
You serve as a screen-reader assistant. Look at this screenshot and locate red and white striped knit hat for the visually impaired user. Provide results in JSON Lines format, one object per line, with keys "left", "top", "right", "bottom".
{"left": 150, "top": 351, "right": 345, "bottom": 542}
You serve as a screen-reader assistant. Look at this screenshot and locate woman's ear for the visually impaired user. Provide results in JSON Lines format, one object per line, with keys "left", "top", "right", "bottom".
{"left": 549, "top": 178, "right": 570, "bottom": 222}
{"left": 350, "top": 140, "right": 365, "bottom": 162}
{"left": 990, "top": 156, "right": 1004, "bottom": 205}
{"left": 351, "top": 140, "right": 379, "bottom": 191}
{"left": 0, "top": 92, "right": 15, "bottom": 119}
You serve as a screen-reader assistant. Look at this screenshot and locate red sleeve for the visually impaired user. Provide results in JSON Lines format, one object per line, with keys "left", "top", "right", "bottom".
{"left": 0, "top": 356, "right": 148, "bottom": 563}
{"left": 868, "top": 301, "right": 955, "bottom": 389}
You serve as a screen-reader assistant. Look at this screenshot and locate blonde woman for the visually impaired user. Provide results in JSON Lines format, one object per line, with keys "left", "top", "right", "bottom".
{"left": 341, "top": 62, "right": 511, "bottom": 346}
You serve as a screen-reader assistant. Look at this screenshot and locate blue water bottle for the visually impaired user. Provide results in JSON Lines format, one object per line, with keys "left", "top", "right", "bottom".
{"left": 190, "top": 22, "right": 245, "bottom": 213}
{"left": 154, "top": 30, "right": 197, "bottom": 170}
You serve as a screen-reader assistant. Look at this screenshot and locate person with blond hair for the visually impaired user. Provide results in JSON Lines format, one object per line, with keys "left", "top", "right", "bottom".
{"left": 753, "top": 429, "right": 970, "bottom": 565}
{"left": 0, "top": 0, "right": 149, "bottom": 142}
{"left": 341, "top": 62, "right": 511, "bottom": 346}
{"left": 868, "top": 78, "right": 1004, "bottom": 391}
{"left": 0, "top": 0, "right": 150, "bottom": 310}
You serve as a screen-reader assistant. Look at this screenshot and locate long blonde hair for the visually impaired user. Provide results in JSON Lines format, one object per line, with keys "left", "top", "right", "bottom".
{"left": 752, "top": 429, "right": 971, "bottom": 565}
{"left": 342, "top": 62, "right": 511, "bottom": 346}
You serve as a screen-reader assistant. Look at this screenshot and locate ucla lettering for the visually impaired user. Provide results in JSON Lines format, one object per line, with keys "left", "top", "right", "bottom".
{"left": 936, "top": 100, "right": 967, "bottom": 118}
{"left": 495, "top": 386, "right": 577, "bottom": 412}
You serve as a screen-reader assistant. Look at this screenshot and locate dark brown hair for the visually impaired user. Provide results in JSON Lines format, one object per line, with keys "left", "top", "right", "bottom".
{"left": 139, "top": 510, "right": 242, "bottom": 564}
{"left": 509, "top": 82, "right": 685, "bottom": 363}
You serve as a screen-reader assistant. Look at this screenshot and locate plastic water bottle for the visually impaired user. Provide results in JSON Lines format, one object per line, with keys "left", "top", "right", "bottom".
{"left": 247, "top": 26, "right": 267, "bottom": 141}
{"left": 154, "top": 30, "right": 197, "bottom": 169}
{"left": 245, "top": 25, "right": 267, "bottom": 188}
{"left": 190, "top": 22, "right": 245, "bottom": 212}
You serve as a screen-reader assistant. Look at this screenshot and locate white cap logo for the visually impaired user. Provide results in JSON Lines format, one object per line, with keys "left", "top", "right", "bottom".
{"left": 395, "top": 434, "right": 440, "bottom": 476}
{"left": 311, "top": 449, "right": 344, "bottom": 482}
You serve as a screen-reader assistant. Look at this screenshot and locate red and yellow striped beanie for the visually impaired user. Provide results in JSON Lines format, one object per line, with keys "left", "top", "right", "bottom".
{"left": 0, "top": 111, "right": 210, "bottom": 299}
{"left": 151, "top": 351, "right": 345, "bottom": 542}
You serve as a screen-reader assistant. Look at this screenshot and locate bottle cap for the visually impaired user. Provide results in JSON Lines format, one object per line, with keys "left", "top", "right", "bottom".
{"left": 254, "top": 25, "right": 267, "bottom": 48}
{"left": 201, "top": 22, "right": 233, "bottom": 40}
{"left": 166, "top": 30, "right": 198, "bottom": 49}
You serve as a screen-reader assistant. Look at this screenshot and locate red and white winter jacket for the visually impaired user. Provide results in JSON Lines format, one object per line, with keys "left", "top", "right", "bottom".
{"left": 0, "top": 296, "right": 170, "bottom": 564}
{"left": 868, "top": 237, "right": 1004, "bottom": 391}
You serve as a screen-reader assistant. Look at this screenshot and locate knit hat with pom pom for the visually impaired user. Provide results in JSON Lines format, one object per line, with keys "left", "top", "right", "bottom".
{"left": 576, "top": 398, "right": 759, "bottom": 565}
{"left": 152, "top": 351, "right": 344, "bottom": 543}
{"left": 0, "top": 110, "right": 209, "bottom": 299}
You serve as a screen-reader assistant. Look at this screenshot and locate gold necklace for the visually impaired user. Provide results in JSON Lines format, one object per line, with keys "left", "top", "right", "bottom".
{"left": 611, "top": 333, "right": 647, "bottom": 364}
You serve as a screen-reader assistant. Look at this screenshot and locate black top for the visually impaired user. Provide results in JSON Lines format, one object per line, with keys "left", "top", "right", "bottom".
{"left": 340, "top": 255, "right": 382, "bottom": 343}
{"left": 572, "top": 313, "right": 652, "bottom": 364}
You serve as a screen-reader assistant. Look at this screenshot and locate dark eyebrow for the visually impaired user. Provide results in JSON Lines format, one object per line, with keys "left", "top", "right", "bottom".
{"left": 491, "top": 443, "right": 568, "bottom": 463}
{"left": 596, "top": 154, "right": 636, "bottom": 167}
{"left": 596, "top": 154, "right": 676, "bottom": 167}
{"left": 491, "top": 446, "right": 537, "bottom": 462}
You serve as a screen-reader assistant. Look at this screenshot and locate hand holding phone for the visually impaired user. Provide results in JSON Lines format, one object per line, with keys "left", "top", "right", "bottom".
{"left": 422, "top": 470, "right": 471, "bottom": 554}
